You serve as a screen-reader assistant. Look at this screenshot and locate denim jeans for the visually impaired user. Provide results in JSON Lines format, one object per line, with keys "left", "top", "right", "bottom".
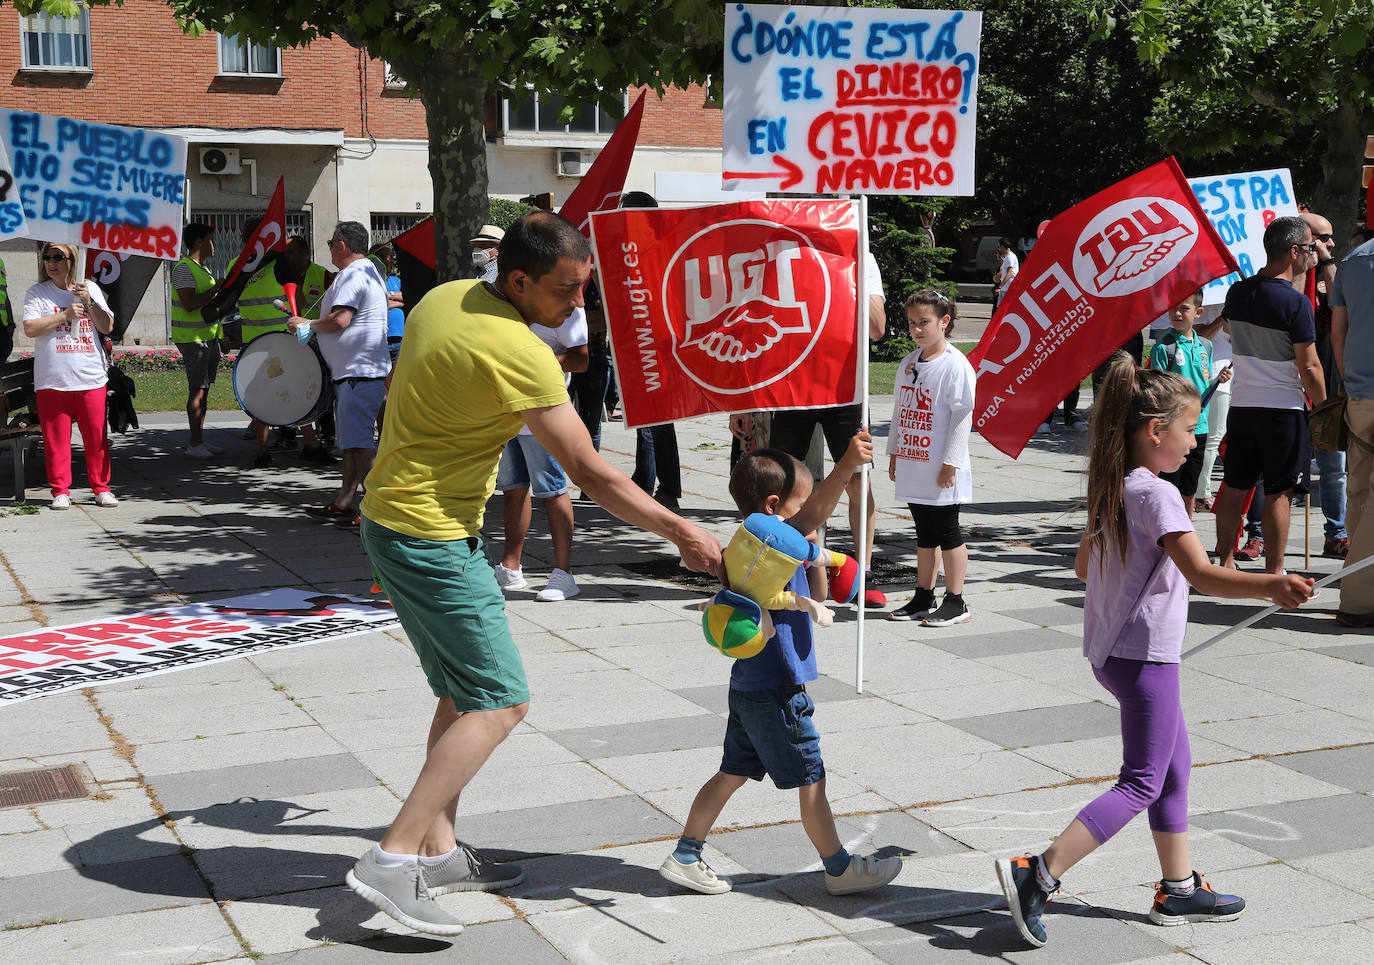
{"left": 569, "top": 344, "right": 611, "bottom": 451}
{"left": 1315, "top": 448, "right": 1347, "bottom": 540}
{"left": 632, "top": 425, "right": 681, "bottom": 498}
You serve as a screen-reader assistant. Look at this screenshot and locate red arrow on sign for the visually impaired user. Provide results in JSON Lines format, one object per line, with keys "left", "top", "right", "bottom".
{"left": 723, "top": 155, "right": 803, "bottom": 190}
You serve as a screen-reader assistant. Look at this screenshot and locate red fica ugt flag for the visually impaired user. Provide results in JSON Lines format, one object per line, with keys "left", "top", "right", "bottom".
{"left": 967, "top": 157, "right": 1238, "bottom": 458}
{"left": 589, "top": 199, "right": 860, "bottom": 427}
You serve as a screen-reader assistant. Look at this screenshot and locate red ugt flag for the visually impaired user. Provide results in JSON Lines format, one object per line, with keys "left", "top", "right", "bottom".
{"left": 589, "top": 198, "right": 860, "bottom": 428}
{"left": 967, "top": 157, "right": 1238, "bottom": 457}
{"left": 559, "top": 90, "right": 647, "bottom": 237}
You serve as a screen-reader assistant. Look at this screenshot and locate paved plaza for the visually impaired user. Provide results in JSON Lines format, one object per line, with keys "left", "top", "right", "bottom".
{"left": 0, "top": 397, "right": 1371, "bottom": 963}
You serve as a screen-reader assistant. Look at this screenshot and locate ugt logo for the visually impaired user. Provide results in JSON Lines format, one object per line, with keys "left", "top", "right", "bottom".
{"left": 1072, "top": 197, "right": 1198, "bottom": 298}
{"left": 662, "top": 219, "right": 834, "bottom": 394}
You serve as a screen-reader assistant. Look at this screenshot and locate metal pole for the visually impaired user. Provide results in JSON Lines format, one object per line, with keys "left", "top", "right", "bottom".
{"left": 855, "top": 195, "right": 870, "bottom": 695}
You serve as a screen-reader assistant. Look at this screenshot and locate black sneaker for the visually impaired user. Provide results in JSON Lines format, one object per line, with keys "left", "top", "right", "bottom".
{"left": 889, "top": 587, "right": 936, "bottom": 621}
{"left": 300, "top": 444, "right": 337, "bottom": 465}
{"left": 995, "top": 855, "right": 1054, "bottom": 947}
{"left": 253, "top": 452, "right": 274, "bottom": 469}
{"left": 922, "top": 594, "right": 970, "bottom": 626}
{"left": 1148, "top": 872, "right": 1244, "bottom": 926}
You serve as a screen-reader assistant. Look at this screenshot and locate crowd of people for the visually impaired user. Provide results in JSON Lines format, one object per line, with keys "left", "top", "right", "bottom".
{"left": 3, "top": 198, "right": 1367, "bottom": 947}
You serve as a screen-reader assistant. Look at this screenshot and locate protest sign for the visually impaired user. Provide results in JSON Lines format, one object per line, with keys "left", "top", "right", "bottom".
{"left": 1188, "top": 168, "right": 1297, "bottom": 304}
{"left": 0, "top": 111, "right": 186, "bottom": 259}
{"left": 966, "top": 158, "right": 1239, "bottom": 458}
{"left": 723, "top": 3, "right": 981, "bottom": 196}
{"left": 0, "top": 589, "right": 398, "bottom": 707}
{"left": 589, "top": 198, "right": 860, "bottom": 427}
{"left": 0, "top": 135, "right": 28, "bottom": 241}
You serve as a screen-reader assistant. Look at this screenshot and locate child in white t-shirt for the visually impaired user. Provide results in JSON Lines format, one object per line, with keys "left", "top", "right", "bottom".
{"left": 887, "top": 290, "right": 976, "bottom": 626}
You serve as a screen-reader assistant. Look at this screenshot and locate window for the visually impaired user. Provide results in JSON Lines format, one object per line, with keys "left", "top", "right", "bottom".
{"left": 20, "top": 5, "right": 91, "bottom": 71}
{"left": 382, "top": 62, "right": 406, "bottom": 90}
{"left": 370, "top": 214, "right": 429, "bottom": 246}
{"left": 503, "top": 90, "right": 622, "bottom": 136}
{"left": 190, "top": 210, "right": 311, "bottom": 280}
{"left": 218, "top": 34, "right": 281, "bottom": 77}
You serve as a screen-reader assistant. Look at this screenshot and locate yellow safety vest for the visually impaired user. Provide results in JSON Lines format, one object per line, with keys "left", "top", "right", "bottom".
{"left": 298, "top": 262, "right": 328, "bottom": 320}
{"left": 231, "top": 256, "right": 287, "bottom": 342}
{"left": 169, "top": 256, "right": 221, "bottom": 343}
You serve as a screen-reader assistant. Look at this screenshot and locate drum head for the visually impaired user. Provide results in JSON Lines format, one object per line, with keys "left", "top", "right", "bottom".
{"left": 232, "top": 331, "right": 329, "bottom": 428}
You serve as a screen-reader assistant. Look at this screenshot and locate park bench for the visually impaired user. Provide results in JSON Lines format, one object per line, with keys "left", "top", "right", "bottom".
{"left": 0, "top": 356, "right": 42, "bottom": 501}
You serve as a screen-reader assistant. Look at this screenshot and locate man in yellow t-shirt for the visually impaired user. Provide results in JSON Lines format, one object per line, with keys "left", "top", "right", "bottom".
{"left": 347, "top": 212, "right": 723, "bottom": 935}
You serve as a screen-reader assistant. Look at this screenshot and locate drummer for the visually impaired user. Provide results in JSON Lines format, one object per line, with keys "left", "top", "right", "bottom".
{"left": 289, "top": 221, "right": 391, "bottom": 528}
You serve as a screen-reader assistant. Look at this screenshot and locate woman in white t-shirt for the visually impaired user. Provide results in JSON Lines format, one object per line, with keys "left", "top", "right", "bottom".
{"left": 22, "top": 242, "right": 117, "bottom": 510}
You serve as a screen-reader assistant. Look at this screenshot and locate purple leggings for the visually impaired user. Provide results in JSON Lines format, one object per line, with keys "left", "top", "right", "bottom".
{"left": 1076, "top": 657, "right": 1191, "bottom": 842}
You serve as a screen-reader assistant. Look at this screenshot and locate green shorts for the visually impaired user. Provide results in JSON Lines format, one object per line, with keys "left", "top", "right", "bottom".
{"left": 361, "top": 517, "right": 529, "bottom": 711}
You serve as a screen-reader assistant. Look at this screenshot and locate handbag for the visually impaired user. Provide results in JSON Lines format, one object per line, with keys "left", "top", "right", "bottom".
{"left": 1310, "top": 393, "right": 1348, "bottom": 452}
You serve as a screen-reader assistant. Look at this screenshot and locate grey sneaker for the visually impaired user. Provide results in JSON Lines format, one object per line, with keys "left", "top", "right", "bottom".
{"left": 345, "top": 850, "right": 464, "bottom": 936}
{"left": 422, "top": 843, "right": 524, "bottom": 896}
{"left": 824, "top": 853, "right": 902, "bottom": 895}
{"left": 658, "top": 854, "right": 731, "bottom": 894}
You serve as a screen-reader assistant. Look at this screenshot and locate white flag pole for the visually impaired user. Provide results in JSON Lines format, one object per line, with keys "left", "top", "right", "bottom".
{"left": 1181, "top": 554, "right": 1374, "bottom": 660}
{"left": 855, "top": 195, "right": 870, "bottom": 695}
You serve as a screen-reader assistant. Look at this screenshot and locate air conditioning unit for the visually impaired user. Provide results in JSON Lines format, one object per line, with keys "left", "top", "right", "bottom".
{"left": 556, "top": 150, "right": 594, "bottom": 178}
{"left": 199, "top": 147, "right": 241, "bottom": 175}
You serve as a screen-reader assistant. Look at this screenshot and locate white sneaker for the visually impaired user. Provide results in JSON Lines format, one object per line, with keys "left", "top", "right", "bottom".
{"left": 658, "top": 855, "right": 731, "bottom": 894}
{"left": 824, "top": 853, "right": 902, "bottom": 895}
{"left": 493, "top": 563, "right": 527, "bottom": 591}
{"left": 536, "top": 568, "right": 579, "bottom": 602}
{"left": 185, "top": 444, "right": 215, "bottom": 460}
{"left": 94, "top": 491, "right": 118, "bottom": 508}
{"left": 50, "top": 493, "right": 71, "bottom": 510}
{"left": 202, "top": 441, "right": 225, "bottom": 455}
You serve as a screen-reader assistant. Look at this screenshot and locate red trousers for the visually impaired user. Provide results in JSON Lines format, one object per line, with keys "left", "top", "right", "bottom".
{"left": 37, "top": 387, "right": 111, "bottom": 496}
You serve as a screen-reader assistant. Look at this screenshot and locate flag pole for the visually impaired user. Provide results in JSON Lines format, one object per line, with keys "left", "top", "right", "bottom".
{"left": 855, "top": 195, "right": 870, "bottom": 695}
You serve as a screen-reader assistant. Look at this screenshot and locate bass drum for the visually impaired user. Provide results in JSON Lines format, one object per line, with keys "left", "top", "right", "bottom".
{"left": 232, "top": 331, "right": 333, "bottom": 428}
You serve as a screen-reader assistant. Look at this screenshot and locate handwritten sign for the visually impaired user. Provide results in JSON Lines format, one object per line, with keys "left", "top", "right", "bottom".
{"left": 0, "top": 136, "right": 27, "bottom": 241}
{"left": 723, "top": 3, "right": 981, "bottom": 196}
{"left": 1187, "top": 168, "right": 1297, "bottom": 305}
{"left": 0, "top": 111, "right": 186, "bottom": 259}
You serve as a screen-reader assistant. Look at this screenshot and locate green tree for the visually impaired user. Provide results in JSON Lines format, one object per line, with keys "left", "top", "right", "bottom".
{"left": 1098, "top": 0, "right": 1374, "bottom": 243}
{"left": 136, "top": 0, "right": 725, "bottom": 279}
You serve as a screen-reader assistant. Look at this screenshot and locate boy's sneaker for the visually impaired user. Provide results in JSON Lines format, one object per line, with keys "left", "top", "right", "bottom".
{"left": 1148, "top": 872, "right": 1245, "bottom": 926}
{"left": 345, "top": 850, "right": 464, "bottom": 936}
{"left": 890, "top": 587, "right": 936, "bottom": 622}
{"left": 824, "top": 853, "right": 901, "bottom": 895}
{"left": 185, "top": 443, "right": 215, "bottom": 460}
{"left": 493, "top": 563, "right": 527, "bottom": 591}
{"left": 658, "top": 855, "right": 731, "bottom": 894}
{"left": 922, "top": 595, "right": 970, "bottom": 627}
{"left": 995, "top": 855, "right": 1055, "bottom": 948}
{"left": 1236, "top": 537, "right": 1264, "bottom": 561}
{"left": 536, "top": 568, "right": 580, "bottom": 602}
{"left": 422, "top": 843, "right": 524, "bottom": 896}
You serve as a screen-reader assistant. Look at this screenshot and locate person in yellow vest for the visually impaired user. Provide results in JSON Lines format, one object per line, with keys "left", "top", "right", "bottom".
{"left": 170, "top": 223, "right": 224, "bottom": 459}
{"left": 225, "top": 221, "right": 292, "bottom": 468}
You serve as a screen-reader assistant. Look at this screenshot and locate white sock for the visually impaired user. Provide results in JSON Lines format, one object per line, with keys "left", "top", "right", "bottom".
{"left": 419, "top": 847, "right": 458, "bottom": 867}
{"left": 372, "top": 844, "right": 418, "bottom": 868}
{"left": 1162, "top": 874, "right": 1195, "bottom": 897}
{"left": 1034, "top": 854, "right": 1059, "bottom": 892}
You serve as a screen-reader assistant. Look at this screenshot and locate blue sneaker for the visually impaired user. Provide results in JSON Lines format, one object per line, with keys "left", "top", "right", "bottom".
{"left": 1149, "top": 872, "right": 1245, "bottom": 925}
{"left": 995, "top": 855, "right": 1055, "bottom": 947}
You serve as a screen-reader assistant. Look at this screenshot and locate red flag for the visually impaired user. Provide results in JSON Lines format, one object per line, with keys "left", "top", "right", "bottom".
{"left": 967, "top": 158, "right": 1239, "bottom": 458}
{"left": 559, "top": 90, "right": 647, "bottom": 237}
{"left": 221, "top": 178, "right": 286, "bottom": 289}
{"left": 84, "top": 248, "right": 160, "bottom": 341}
{"left": 589, "top": 199, "right": 860, "bottom": 427}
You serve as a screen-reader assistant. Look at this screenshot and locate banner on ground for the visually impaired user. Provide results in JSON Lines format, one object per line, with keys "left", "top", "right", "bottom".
{"left": 0, "top": 589, "right": 398, "bottom": 707}
{"left": 723, "top": 4, "right": 981, "bottom": 196}
{"left": 589, "top": 198, "right": 860, "bottom": 427}
{"left": 1188, "top": 168, "right": 1297, "bottom": 304}
{"left": 85, "top": 248, "right": 161, "bottom": 340}
{"left": 967, "top": 157, "right": 1239, "bottom": 458}
{"left": 0, "top": 111, "right": 186, "bottom": 259}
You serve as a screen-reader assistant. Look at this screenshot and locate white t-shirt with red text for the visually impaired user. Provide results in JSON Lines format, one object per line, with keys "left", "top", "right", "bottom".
{"left": 25, "top": 280, "right": 111, "bottom": 392}
{"left": 887, "top": 343, "right": 975, "bottom": 506}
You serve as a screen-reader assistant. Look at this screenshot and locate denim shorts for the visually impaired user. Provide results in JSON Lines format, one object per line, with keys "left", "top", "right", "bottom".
{"left": 361, "top": 518, "right": 529, "bottom": 711}
{"left": 496, "top": 433, "right": 568, "bottom": 498}
{"left": 178, "top": 340, "right": 220, "bottom": 390}
{"left": 334, "top": 378, "right": 387, "bottom": 450}
{"left": 721, "top": 684, "right": 825, "bottom": 789}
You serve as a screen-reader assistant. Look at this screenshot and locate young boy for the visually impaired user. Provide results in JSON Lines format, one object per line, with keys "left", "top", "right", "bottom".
{"left": 659, "top": 436, "right": 903, "bottom": 897}
{"left": 1149, "top": 291, "right": 1229, "bottom": 515}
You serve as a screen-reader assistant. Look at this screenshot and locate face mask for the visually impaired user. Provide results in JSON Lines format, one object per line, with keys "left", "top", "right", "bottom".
{"left": 472, "top": 248, "right": 492, "bottom": 269}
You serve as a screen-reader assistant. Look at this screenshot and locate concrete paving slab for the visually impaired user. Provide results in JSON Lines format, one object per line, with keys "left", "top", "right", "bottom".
{"left": 135, "top": 725, "right": 347, "bottom": 778}
{"left": 1266, "top": 742, "right": 1374, "bottom": 792}
{"left": 148, "top": 753, "right": 382, "bottom": 812}
{"left": 919, "top": 626, "right": 1082, "bottom": 659}
{"left": 546, "top": 712, "right": 724, "bottom": 760}
{"left": 1192, "top": 708, "right": 1374, "bottom": 756}
{"left": 1178, "top": 921, "right": 1374, "bottom": 965}
{"left": 0, "top": 855, "right": 211, "bottom": 928}
{"left": 1190, "top": 793, "right": 1374, "bottom": 860}
{"left": 255, "top": 917, "right": 566, "bottom": 963}
{"left": 456, "top": 794, "right": 684, "bottom": 857}
{"left": 945, "top": 700, "right": 1120, "bottom": 749}
{"left": 0, "top": 901, "right": 240, "bottom": 965}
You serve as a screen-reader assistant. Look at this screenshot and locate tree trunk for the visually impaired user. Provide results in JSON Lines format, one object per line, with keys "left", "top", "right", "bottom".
{"left": 1312, "top": 100, "right": 1372, "bottom": 250}
{"left": 416, "top": 61, "right": 489, "bottom": 282}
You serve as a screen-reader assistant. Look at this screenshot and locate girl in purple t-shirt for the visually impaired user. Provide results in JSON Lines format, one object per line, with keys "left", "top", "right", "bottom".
{"left": 994, "top": 352, "right": 1313, "bottom": 949}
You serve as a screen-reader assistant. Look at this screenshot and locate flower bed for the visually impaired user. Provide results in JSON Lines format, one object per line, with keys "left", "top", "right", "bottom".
{"left": 14, "top": 348, "right": 236, "bottom": 371}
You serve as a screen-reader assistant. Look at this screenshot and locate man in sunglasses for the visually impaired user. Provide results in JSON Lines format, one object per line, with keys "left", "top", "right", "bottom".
{"left": 1301, "top": 212, "right": 1348, "bottom": 559}
{"left": 1213, "top": 215, "right": 1327, "bottom": 573}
